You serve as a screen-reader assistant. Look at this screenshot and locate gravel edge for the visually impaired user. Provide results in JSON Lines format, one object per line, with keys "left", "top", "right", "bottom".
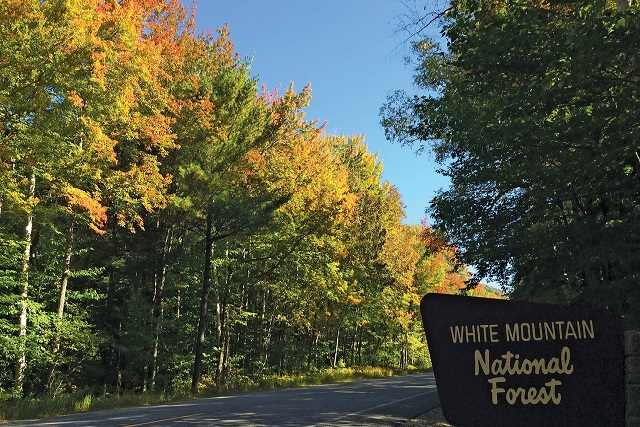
{"left": 403, "top": 406, "right": 453, "bottom": 427}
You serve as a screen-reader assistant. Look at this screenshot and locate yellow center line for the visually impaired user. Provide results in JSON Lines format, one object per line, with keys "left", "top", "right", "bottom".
{"left": 122, "top": 412, "right": 205, "bottom": 427}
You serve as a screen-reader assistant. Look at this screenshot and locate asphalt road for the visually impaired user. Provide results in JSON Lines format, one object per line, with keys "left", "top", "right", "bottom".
{"left": 2, "top": 373, "right": 439, "bottom": 427}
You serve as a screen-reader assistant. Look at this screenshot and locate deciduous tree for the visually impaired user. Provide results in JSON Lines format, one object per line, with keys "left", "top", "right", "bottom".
{"left": 382, "top": 0, "right": 640, "bottom": 326}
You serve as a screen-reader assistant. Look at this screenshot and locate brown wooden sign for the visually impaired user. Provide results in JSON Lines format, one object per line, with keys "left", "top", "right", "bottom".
{"left": 420, "top": 293, "right": 624, "bottom": 427}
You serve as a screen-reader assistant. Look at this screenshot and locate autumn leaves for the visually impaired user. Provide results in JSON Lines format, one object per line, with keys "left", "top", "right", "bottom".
{"left": 0, "top": 0, "right": 473, "bottom": 398}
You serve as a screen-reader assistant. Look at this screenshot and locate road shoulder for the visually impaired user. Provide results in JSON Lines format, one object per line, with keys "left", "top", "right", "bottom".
{"left": 404, "top": 406, "right": 452, "bottom": 427}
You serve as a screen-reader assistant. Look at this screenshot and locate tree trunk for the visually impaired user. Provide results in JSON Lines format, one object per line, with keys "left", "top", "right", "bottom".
{"left": 14, "top": 171, "right": 35, "bottom": 396}
{"left": 259, "top": 289, "right": 269, "bottom": 368}
{"left": 116, "top": 321, "right": 123, "bottom": 395}
{"left": 400, "top": 334, "right": 409, "bottom": 369}
{"left": 216, "top": 304, "right": 230, "bottom": 383}
{"left": 307, "top": 324, "right": 315, "bottom": 369}
{"left": 357, "top": 328, "right": 364, "bottom": 365}
{"left": 47, "top": 211, "right": 75, "bottom": 394}
{"left": 56, "top": 212, "right": 74, "bottom": 323}
{"left": 332, "top": 324, "right": 341, "bottom": 368}
{"left": 350, "top": 307, "right": 359, "bottom": 366}
{"left": 350, "top": 327, "right": 357, "bottom": 367}
{"left": 151, "top": 224, "right": 172, "bottom": 392}
{"left": 191, "top": 211, "right": 214, "bottom": 394}
{"left": 216, "top": 256, "right": 232, "bottom": 384}
{"left": 306, "top": 313, "right": 319, "bottom": 369}
{"left": 263, "top": 315, "right": 273, "bottom": 368}
{"left": 276, "top": 327, "right": 284, "bottom": 375}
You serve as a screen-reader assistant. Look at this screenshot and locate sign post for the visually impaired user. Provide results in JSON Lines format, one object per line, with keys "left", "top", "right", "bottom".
{"left": 420, "top": 294, "right": 624, "bottom": 426}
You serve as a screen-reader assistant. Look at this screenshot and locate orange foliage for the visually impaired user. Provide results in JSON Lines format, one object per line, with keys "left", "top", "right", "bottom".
{"left": 62, "top": 185, "right": 107, "bottom": 235}
{"left": 415, "top": 224, "right": 470, "bottom": 296}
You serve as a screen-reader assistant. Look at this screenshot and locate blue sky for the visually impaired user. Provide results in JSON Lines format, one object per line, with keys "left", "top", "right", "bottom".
{"left": 193, "top": 1, "right": 450, "bottom": 225}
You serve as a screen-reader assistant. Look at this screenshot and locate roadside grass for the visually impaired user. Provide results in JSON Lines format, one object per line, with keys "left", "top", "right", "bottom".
{"left": 0, "top": 366, "right": 431, "bottom": 422}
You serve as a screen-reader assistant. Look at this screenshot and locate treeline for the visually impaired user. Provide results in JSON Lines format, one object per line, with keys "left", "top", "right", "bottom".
{"left": 0, "top": 0, "right": 485, "bottom": 398}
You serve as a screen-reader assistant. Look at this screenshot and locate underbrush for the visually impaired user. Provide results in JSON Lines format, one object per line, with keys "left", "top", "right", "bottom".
{"left": 0, "top": 366, "right": 431, "bottom": 421}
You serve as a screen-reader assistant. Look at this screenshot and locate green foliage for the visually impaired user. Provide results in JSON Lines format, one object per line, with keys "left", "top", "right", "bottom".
{"left": 382, "top": 0, "right": 640, "bottom": 326}
{"left": 0, "top": 0, "right": 470, "bottom": 413}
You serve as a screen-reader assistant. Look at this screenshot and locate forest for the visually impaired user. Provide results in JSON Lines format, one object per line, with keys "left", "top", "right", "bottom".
{"left": 0, "top": 0, "right": 503, "bottom": 402}
{"left": 383, "top": 0, "right": 640, "bottom": 328}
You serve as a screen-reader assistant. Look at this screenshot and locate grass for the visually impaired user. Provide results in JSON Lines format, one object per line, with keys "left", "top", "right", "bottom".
{"left": 0, "top": 366, "right": 431, "bottom": 422}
